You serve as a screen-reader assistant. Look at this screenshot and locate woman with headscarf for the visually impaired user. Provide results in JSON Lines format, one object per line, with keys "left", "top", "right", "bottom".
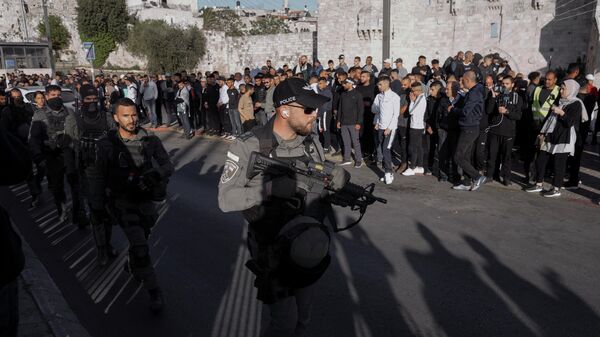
{"left": 526, "top": 79, "right": 583, "bottom": 197}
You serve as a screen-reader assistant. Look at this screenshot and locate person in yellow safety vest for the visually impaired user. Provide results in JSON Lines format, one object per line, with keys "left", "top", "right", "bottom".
{"left": 523, "top": 70, "right": 560, "bottom": 183}
{"left": 531, "top": 71, "right": 560, "bottom": 122}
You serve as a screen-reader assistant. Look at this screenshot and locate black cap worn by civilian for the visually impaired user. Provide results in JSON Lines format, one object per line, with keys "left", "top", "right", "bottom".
{"left": 273, "top": 78, "right": 330, "bottom": 109}
{"left": 79, "top": 84, "right": 97, "bottom": 99}
{"left": 338, "top": 54, "right": 345, "bottom": 59}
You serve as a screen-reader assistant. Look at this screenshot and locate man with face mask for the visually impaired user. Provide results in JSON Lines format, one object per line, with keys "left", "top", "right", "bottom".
{"left": 64, "top": 84, "right": 116, "bottom": 265}
{"left": 485, "top": 76, "right": 523, "bottom": 185}
{"left": 1, "top": 89, "right": 38, "bottom": 205}
{"left": 29, "top": 85, "right": 86, "bottom": 225}
{"left": 86, "top": 98, "right": 173, "bottom": 311}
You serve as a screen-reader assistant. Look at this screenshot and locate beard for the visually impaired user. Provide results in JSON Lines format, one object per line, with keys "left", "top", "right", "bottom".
{"left": 290, "top": 116, "right": 315, "bottom": 136}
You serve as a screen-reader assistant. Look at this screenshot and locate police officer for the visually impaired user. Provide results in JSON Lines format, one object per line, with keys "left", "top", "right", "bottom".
{"left": 0, "top": 89, "right": 37, "bottom": 205}
{"left": 64, "top": 84, "right": 116, "bottom": 265}
{"left": 86, "top": 98, "right": 173, "bottom": 312}
{"left": 29, "top": 85, "right": 85, "bottom": 225}
{"left": 218, "top": 78, "right": 336, "bottom": 336}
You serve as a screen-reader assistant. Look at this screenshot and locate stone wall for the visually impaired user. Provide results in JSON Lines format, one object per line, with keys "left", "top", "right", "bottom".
{"left": 318, "top": 0, "right": 599, "bottom": 75}
{"left": 196, "top": 31, "right": 314, "bottom": 74}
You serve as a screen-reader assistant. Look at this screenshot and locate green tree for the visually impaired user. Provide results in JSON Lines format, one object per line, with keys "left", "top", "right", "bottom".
{"left": 201, "top": 8, "right": 246, "bottom": 37}
{"left": 127, "top": 20, "right": 206, "bottom": 73}
{"left": 76, "top": 0, "right": 129, "bottom": 43}
{"left": 76, "top": 0, "right": 129, "bottom": 67}
{"left": 249, "top": 16, "right": 291, "bottom": 35}
{"left": 37, "top": 15, "right": 71, "bottom": 52}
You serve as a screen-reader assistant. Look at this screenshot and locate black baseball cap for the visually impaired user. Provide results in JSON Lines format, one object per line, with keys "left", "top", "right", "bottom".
{"left": 273, "top": 78, "right": 330, "bottom": 109}
{"left": 79, "top": 84, "right": 97, "bottom": 99}
{"left": 338, "top": 54, "right": 345, "bottom": 59}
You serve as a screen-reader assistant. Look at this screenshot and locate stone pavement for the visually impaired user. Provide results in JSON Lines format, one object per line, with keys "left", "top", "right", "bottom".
{"left": 13, "top": 233, "right": 91, "bottom": 337}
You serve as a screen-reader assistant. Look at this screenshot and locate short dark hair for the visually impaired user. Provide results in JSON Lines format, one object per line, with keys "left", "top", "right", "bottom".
{"left": 113, "top": 98, "right": 136, "bottom": 114}
{"left": 411, "top": 82, "right": 423, "bottom": 90}
{"left": 377, "top": 75, "right": 391, "bottom": 83}
{"left": 419, "top": 55, "right": 426, "bottom": 60}
{"left": 245, "top": 84, "right": 254, "bottom": 91}
{"left": 528, "top": 71, "right": 541, "bottom": 82}
{"left": 354, "top": 56, "right": 361, "bottom": 61}
{"left": 567, "top": 63, "right": 580, "bottom": 74}
{"left": 502, "top": 75, "right": 514, "bottom": 83}
{"left": 318, "top": 77, "right": 328, "bottom": 82}
{"left": 391, "top": 69, "right": 399, "bottom": 75}
{"left": 45, "top": 85, "right": 61, "bottom": 94}
{"left": 431, "top": 59, "right": 439, "bottom": 65}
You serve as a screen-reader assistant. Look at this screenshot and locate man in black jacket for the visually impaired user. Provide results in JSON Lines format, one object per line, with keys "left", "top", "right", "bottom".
{"left": 453, "top": 71, "right": 487, "bottom": 191}
{"left": 337, "top": 79, "right": 364, "bottom": 167}
{"left": 486, "top": 76, "right": 523, "bottom": 185}
{"left": 0, "top": 126, "right": 30, "bottom": 337}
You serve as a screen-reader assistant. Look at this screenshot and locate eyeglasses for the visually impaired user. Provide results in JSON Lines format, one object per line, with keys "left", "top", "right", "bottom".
{"left": 287, "top": 104, "right": 316, "bottom": 114}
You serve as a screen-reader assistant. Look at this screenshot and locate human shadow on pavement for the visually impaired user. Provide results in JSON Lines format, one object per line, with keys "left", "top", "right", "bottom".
{"left": 464, "top": 235, "right": 600, "bottom": 337}
{"left": 147, "top": 140, "right": 264, "bottom": 337}
{"left": 405, "top": 222, "right": 536, "bottom": 337}
{"left": 330, "top": 222, "right": 419, "bottom": 337}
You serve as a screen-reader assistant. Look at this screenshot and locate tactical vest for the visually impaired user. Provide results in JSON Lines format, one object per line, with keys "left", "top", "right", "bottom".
{"left": 104, "top": 129, "right": 162, "bottom": 202}
{"left": 74, "top": 111, "right": 110, "bottom": 168}
{"left": 244, "top": 119, "right": 331, "bottom": 304}
{"left": 43, "top": 109, "right": 69, "bottom": 150}
{"left": 532, "top": 86, "right": 560, "bottom": 121}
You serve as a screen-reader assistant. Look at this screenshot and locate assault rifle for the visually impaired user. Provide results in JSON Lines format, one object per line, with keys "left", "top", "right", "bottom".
{"left": 248, "top": 151, "right": 387, "bottom": 232}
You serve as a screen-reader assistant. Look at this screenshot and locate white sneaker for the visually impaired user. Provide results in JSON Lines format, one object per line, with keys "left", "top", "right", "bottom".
{"left": 414, "top": 167, "right": 425, "bottom": 174}
{"left": 384, "top": 172, "right": 394, "bottom": 185}
{"left": 402, "top": 168, "right": 416, "bottom": 176}
{"left": 340, "top": 161, "right": 352, "bottom": 166}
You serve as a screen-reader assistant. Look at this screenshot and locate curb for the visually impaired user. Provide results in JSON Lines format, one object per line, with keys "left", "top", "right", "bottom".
{"left": 18, "top": 233, "right": 92, "bottom": 337}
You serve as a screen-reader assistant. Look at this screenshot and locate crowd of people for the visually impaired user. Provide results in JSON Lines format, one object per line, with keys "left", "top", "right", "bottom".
{"left": 1, "top": 50, "right": 598, "bottom": 199}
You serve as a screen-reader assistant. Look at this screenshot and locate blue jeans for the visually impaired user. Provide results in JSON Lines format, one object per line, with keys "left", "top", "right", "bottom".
{"left": 143, "top": 99, "right": 157, "bottom": 126}
{"left": 228, "top": 108, "right": 242, "bottom": 136}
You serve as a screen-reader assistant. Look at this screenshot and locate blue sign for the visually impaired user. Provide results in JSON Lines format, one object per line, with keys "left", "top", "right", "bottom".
{"left": 5, "top": 59, "right": 16, "bottom": 69}
{"left": 83, "top": 42, "right": 95, "bottom": 61}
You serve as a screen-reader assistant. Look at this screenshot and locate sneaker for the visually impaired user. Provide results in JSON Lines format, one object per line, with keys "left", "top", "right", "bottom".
{"left": 354, "top": 162, "right": 363, "bottom": 168}
{"left": 340, "top": 161, "right": 352, "bottom": 166}
{"left": 452, "top": 184, "right": 471, "bottom": 191}
{"left": 384, "top": 172, "right": 394, "bottom": 185}
{"left": 220, "top": 134, "right": 228, "bottom": 139}
{"left": 402, "top": 168, "right": 416, "bottom": 176}
{"left": 379, "top": 176, "right": 385, "bottom": 182}
{"left": 414, "top": 167, "right": 425, "bottom": 175}
{"left": 148, "top": 288, "right": 164, "bottom": 313}
{"left": 525, "top": 184, "right": 543, "bottom": 193}
{"left": 564, "top": 181, "right": 581, "bottom": 190}
{"left": 542, "top": 188, "right": 561, "bottom": 198}
{"left": 471, "top": 176, "right": 487, "bottom": 191}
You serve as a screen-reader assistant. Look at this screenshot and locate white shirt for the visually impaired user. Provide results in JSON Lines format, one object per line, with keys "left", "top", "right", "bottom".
{"left": 127, "top": 83, "right": 138, "bottom": 104}
{"left": 218, "top": 84, "right": 229, "bottom": 107}
{"left": 372, "top": 89, "right": 400, "bottom": 130}
{"left": 409, "top": 94, "right": 427, "bottom": 129}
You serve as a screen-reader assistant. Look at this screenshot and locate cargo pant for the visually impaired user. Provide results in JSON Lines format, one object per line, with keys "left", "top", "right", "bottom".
{"left": 114, "top": 199, "right": 158, "bottom": 290}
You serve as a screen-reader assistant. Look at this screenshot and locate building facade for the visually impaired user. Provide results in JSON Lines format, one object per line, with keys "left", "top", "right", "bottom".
{"left": 318, "top": 0, "right": 599, "bottom": 75}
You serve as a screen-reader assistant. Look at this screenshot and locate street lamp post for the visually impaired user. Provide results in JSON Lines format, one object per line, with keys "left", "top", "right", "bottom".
{"left": 42, "top": 0, "right": 56, "bottom": 76}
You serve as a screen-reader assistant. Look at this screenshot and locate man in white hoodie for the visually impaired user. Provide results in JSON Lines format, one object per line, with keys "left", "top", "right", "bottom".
{"left": 372, "top": 77, "right": 400, "bottom": 184}
{"left": 403, "top": 82, "right": 427, "bottom": 176}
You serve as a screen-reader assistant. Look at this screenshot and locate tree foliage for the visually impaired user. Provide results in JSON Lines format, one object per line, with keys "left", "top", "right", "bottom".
{"left": 76, "top": 0, "right": 129, "bottom": 67}
{"left": 76, "top": 0, "right": 129, "bottom": 43}
{"left": 249, "top": 16, "right": 291, "bottom": 35}
{"left": 201, "top": 8, "right": 246, "bottom": 37}
{"left": 127, "top": 20, "right": 207, "bottom": 73}
{"left": 37, "top": 15, "right": 71, "bottom": 51}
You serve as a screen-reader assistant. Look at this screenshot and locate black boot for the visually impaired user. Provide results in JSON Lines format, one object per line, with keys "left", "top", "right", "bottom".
{"left": 148, "top": 288, "right": 164, "bottom": 313}
{"left": 97, "top": 246, "right": 109, "bottom": 266}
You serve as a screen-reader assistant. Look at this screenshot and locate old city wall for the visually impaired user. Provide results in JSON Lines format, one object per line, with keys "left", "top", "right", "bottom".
{"left": 318, "top": 0, "right": 598, "bottom": 75}
{"left": 0, "top": 0, "right": 313, "bottom": 74}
